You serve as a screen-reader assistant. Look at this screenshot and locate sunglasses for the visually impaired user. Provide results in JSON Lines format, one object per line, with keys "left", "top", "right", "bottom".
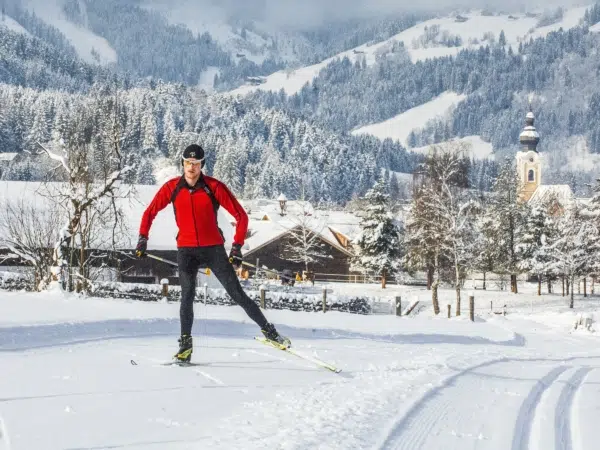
{"left": 183, "top": 157, "right": 203, "bottom": 167}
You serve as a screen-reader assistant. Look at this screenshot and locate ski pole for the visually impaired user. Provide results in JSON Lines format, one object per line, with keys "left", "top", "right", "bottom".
{"left": 146, "top": 253, "right": 178, "bottom": 267}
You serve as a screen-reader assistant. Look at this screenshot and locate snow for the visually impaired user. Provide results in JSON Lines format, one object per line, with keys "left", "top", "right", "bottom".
{"left": 20, "top": 0, "right": 117, "bottom": 65}
{"left": 566, "top": 135, "right": 600, "bottom": 173}
{"left": 1, "top": 280, "right": 600, "bottom": 449}
{"left": 0, "top": 15, "right": 30, "bottom": 36}
{"left": 590, "top": 22, "right": 600, "bottom": 32}
{"left": 0, "top": 153, "right": 17, "bottom": 162}
{"left": 351, "top": 91, "right": 466, "bottom": 146}
{"left": 229, "top": 5, "right": 591, "bottom": 97}
{"left": 528, "top": 184, "right": 575, "bottom": 206}
{"left": 410, "top": 135, "right": 495, "bottom": 160}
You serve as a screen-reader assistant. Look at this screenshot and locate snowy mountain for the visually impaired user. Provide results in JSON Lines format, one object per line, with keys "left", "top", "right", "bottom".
{"left": 230, "top": 5, "right": 592, "bottom": 96}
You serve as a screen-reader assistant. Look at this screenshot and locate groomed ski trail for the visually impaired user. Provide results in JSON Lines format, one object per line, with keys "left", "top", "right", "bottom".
{"left": 377, "top": 357, "right": 599, "bottom": 450}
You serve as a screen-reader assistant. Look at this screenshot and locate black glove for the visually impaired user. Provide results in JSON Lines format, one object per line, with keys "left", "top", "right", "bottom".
{"left": 135, "top": 235, "right": 148, "bottom": 258}
{"left": 229, "top": 243, "right": 243, "bottom": 268}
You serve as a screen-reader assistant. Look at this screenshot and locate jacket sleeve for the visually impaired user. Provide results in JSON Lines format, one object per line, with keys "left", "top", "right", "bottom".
{"left": 139, "top": 181, "right": 174, "bottom": 238}
{"left": 213, "top": 181, "right": 248, "bottom": 246}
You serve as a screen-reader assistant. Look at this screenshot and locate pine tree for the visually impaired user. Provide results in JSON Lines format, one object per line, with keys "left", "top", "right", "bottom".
{"left": 547, "top": 203, "right": 599, "bottom": 308}
{"left": 516, "top": 204, "right": 555, "bottom": 295}
{"left": 351, "top": 178, "right": 403, "bottom": 288}
{"left": 485, "top": 158, "right": 527, "bottom": 293}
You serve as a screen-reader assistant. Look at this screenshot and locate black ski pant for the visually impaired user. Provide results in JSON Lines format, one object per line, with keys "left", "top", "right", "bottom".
{"left": 177, "top": 245, "right": 268, "bottom": 336}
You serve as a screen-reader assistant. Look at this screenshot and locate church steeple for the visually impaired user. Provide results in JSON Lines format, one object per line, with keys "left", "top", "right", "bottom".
{"left": 516, "top": 107, "right": 542, "bottom": 203}
{"left": 519, "top": 108, "right": 540, "bottom": 152}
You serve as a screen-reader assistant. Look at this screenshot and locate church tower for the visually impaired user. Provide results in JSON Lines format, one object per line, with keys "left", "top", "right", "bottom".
{"left": 516, "top": 109, "right": 541, "bottom": 203}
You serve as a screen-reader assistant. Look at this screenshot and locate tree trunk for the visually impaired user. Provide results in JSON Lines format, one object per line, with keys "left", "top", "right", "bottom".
{"left": 455, "top": 259, "right": 461, "bottom": 316}
{"left": 562, "top": 276, "right": 565, "bottom": 297}
{"left": 483, "top": 271, "right": 486, "bottom": 290}
{"left": 584, "top": 277, "right": 587, "bottom": 298}
{"left": 427, "top": 265, "right": 433, "bottom": 290}
{"left": 537, "top": 275, "right": 542, "bottom": 296}
{"left": 432, "top": 280, "right": 440, "bottom": 315}
{"left": 566, "top": 278, "right": 570, "bottom": 296}
{"left": 547, "top": 277, "right": 552, "bottom": 294}
{"left": 381, "top": 269, "right": 387, "bottom": 289}
{"left": 570, "top": 275, "right": 575, "bottom": 308}
{"left": 511, "top": 274, "right": 518, "bottom": 293}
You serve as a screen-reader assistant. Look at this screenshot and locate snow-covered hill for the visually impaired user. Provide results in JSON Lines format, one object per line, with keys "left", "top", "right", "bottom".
{"left": 410, "top": 135, "right": 495, "bottom": 160}
{"left": 142, "top": 0, "right": 309, "bottom": 66}
{"left": 20, "top": 0, "right": 117, "bottom": 65}
{"left": 351, "top": 91, "right": 466, "bottom": 146}
{"left": 230, "top": 5, "right": 593, "bottom": 97}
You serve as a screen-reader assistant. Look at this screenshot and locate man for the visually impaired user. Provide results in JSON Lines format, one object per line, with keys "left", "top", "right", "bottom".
{"left": 136, "top": 144, "right": 290, "bottom": 362}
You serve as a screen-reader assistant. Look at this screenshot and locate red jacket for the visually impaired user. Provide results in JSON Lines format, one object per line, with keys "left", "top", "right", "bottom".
{"left": 139, "top": 175, "right": 248, "bottom": 248}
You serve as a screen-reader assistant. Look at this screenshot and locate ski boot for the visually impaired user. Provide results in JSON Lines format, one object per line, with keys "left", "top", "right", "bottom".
{"left": 261, "top": 323, "right": 291, "bottom": 349}
{"left": 173, "top": 335, "right": 193, "bottom": 362}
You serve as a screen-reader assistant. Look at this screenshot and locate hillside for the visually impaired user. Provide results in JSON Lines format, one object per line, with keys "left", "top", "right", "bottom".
{"left": 230, "top": 5, "right": 590, "bottom": 96}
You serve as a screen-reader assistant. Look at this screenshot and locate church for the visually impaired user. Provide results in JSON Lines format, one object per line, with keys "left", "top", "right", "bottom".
{"left": 515, "top": 110, "right": 581, "bottom": 212}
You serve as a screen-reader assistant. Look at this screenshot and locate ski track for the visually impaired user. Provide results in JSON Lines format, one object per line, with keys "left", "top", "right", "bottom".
{"left": 555, "top": 367, "right": 593, "bottom": 450}
{"left": 378, "top": 356, "right": 600, "bottom": 450}
{"left": 511, "top": 365, "right": 569, "bottom": 450}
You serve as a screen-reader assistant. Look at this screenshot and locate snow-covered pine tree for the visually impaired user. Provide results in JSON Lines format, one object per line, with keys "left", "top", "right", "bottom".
{"left": 351, "top": 178, "right": 403, "bottom": 288}
{"left": 547, "top": 202, "right": 599, "bottom": 308}
{"left": 485, "top": 158, "right": 527, "bottom": 293}
{"left": 516, "top": 204, "right": 555, "bottom": 295}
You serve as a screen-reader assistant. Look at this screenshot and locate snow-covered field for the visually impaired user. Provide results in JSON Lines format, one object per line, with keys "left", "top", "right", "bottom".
{"left": 229, "top": 5, "right": 592, "bottom": 97}
{"left": 351, "top": 91, "right": 466, "bottom": 146}
{"left": 1, "top": 281, "right": 600, "bottom": 449}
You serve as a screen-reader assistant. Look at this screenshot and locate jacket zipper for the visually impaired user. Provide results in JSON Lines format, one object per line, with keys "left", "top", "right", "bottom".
{"left": 189, "top": 189, "right": 200, "bottom": 246}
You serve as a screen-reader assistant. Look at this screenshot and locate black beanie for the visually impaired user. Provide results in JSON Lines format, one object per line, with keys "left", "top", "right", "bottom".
{"left": 183, "top": 144, "right": 204, "bottom": 161}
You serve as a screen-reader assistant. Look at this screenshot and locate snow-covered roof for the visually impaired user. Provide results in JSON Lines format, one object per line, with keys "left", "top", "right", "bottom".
{"left": 239, "top": 199, "right": 359, "bottom": 256}
{"left": 0, "top": 153, "right": 18, "bottom": 162}
{"left": 528, "top": 185, "right": 574, "bottom": 206}
{"left": 0, "top": 181, "right": 360, "bottom": 254}
{"left": 519, "top": 126, "right": 539, "bottom": 140}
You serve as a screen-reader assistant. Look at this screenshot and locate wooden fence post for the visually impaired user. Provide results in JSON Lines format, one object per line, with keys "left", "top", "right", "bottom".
{"left": 395, "top": 296, "right": 402, "bottom": 316}
{"left": 447, "top": 304, "right": 451, "bottom": 318}
{"left": 469, "top": 295, "right": 475, "bottom": 322}
{"left": 161, "top": 278, "right": 169, "bottom": 298}
{"left": 322, "top": 287, "right": 327, "bottom": 313}
{"left": 260, "top": 286, "right": 266, "bottom": 309}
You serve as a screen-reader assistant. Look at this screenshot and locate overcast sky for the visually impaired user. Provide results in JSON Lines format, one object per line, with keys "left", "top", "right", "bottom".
{"left": 181, "top": 0, "right": 587, "bottom": 29}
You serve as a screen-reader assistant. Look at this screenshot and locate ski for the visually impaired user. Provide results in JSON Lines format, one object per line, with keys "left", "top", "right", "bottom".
{"left": 161, "top": 360, "right": 204, "bottom": 367}
{"left": 254, "top": 336, "right": 342, "bottom": 374}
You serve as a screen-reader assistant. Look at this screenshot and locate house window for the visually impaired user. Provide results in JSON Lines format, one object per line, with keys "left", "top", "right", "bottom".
{"left": 528, "top": 169, "right": 535, "bottom": 182}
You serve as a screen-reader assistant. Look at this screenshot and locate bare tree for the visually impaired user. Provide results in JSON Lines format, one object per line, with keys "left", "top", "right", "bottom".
{"left": 34, "top": 87, "right": 134, "bottom": 292}
{"left": 279, "top": 199, "right": 330, "bottom": 273}
{"left": 0, "top": 198, "right": 62, "bottom": 290}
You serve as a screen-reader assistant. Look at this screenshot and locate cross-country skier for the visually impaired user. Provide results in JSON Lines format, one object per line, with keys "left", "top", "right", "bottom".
{"left": 136, "top": 144, "right": 290, "bottom": 362}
